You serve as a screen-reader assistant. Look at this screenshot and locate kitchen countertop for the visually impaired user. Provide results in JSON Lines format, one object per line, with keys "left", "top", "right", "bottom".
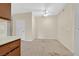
{"left": 0, "top": 36, "right": 20, "bottom": 46}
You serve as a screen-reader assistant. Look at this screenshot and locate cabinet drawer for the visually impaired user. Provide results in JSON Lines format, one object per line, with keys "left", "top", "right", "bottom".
{"left": 7, "top": 47, "right": 20, "bottom": 56}
{"left": 7, "top": 39, "right": 20, "bottom": 48}
{"left": 0, "top": 39, "right": 20, "bottom": 56}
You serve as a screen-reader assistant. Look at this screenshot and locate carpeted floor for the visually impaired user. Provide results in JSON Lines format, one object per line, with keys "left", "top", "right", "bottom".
{"left": 21, "top": 39, "right": 73, "bottom": 56}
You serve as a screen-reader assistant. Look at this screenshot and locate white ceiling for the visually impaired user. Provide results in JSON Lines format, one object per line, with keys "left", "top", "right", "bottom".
{"left": 12, "top": 3, "right": 66, "bottom": 16}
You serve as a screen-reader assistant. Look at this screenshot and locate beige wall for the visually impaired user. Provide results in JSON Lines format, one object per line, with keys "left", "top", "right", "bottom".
{"left": 32, "top": 16, "right": 37, "bottom": 39}
{"left": 57, "top": 4, "right": 75, "bottom": 52}
{"left": 12, "top": 12, "right": 32, "bottom": 41}
{"left": 34, "top": 16, "right": 57, "bottom": 39}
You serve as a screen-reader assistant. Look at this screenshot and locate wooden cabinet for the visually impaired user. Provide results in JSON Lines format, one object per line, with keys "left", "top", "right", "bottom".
{"left": 0, "top": 39, "right": 21, "bottom": 56}
{"left": 7, "top": 47, "right": 20, "bottom": 56}
{"left": 0, "top": 3, "right": 11, "bottom": 20}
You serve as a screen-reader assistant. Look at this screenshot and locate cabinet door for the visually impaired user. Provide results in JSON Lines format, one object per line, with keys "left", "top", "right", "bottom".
{"left": 0, "top": 3, "right": 11, "bottom": 20}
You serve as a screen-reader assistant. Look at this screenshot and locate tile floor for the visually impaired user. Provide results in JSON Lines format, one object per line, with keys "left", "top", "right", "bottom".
{"left": 21, "top": 39, "right": 73, "bottom": 56}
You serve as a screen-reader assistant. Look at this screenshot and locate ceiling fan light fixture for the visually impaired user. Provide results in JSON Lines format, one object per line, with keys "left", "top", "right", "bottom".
{"left": 43, "top": 10, "right": 48, "bottom": 16}
{"left": 44, "top": 13, "right": 48, "bottom": 16}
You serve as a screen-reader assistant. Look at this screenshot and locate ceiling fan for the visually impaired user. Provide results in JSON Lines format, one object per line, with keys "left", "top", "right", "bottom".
{"left": 43, "top": 8, "right": 48, "bottom": 16}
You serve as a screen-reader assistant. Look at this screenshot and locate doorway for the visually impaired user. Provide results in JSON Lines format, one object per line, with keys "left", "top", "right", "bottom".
{"left": 15, "top": 20, "right": 26, "bottom": 40}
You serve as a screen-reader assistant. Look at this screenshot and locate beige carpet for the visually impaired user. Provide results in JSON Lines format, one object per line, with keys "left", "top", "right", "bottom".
{"left": 21, "top": 39, "right": 73, "bottom": 56}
